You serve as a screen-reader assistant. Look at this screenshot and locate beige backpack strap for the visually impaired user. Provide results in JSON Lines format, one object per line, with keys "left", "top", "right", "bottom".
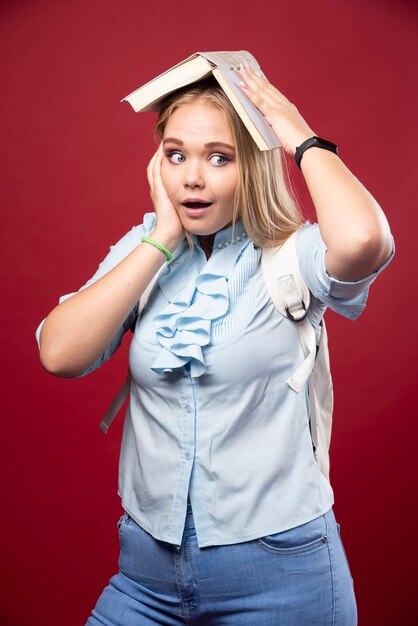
{"left": 99, "top": 269, "right": 162, "bottom": 433}
{"left": 262, "top": 232, "right": 316, "bottom": 391}
{"left": 99, "top": 369, "right": 132, "bottom": 433}
{"left": 262, "top": 230, "right": 334, "bottom": 481}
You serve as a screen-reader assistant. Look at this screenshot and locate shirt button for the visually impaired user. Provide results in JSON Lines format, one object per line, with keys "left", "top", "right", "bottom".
{"left": 216, "top": 243, "right": 223, "bottom": 249}
{"left": 184, "top": 450, "right": 192, "bottom": 460}
{"left": 185, "top": 404, "right": 192, "bottom": 413}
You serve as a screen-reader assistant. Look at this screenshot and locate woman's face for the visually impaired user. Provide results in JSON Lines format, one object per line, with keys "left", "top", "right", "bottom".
{"left": 161, "top": 99, "right": 238, "bottom": 238}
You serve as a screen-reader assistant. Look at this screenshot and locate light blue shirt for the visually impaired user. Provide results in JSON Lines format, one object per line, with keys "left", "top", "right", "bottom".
{"left": 37, "top": 213, "right": 394, "bottom": 547}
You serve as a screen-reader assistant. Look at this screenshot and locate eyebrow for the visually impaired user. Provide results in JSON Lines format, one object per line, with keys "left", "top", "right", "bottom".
{"left": 163, "top": 138, "right": 235, "bottom": 151}
{"left": 205, "top": 141, "right": 235, "bottom": 151}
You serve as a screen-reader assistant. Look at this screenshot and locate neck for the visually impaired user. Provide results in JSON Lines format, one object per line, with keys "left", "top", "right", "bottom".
{"left": 198, "top": 234, "right": 215, "bottom": 260}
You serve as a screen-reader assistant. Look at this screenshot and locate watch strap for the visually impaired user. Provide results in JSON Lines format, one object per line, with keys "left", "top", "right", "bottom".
{"left": 295, "top": 136, "right": 338, "bottom": 170}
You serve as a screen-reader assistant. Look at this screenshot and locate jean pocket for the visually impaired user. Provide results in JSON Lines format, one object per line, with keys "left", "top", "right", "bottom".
{"left": 336, "top": 522, "right": 354, "bottom": 581}
{"left": 117, "top": 511, "right": 131, "bottom": 548}
{"left": 257, "top": 514, "right": 328, "bottom": 555}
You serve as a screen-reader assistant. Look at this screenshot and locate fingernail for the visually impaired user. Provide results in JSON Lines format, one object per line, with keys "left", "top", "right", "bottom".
{"left": 239, "top": 80, "right": 248, "bottom": 89}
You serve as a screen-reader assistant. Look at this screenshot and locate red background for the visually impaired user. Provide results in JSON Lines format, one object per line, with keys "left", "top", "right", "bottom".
{"left": 1, "top": 1, "right": 417, "bottom": 624}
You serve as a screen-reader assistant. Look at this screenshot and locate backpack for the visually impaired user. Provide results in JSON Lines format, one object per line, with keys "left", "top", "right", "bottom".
{"left": 99, "top": 231, "right": 334, "bottom": 482}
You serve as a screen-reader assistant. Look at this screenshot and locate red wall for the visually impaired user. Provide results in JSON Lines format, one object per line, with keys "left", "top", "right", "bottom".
{"left": 1, "top": 1, "right": 417, "bottom": 624}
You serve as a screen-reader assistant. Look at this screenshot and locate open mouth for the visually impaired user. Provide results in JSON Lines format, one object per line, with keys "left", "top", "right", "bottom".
{"left": 182, "top": 201, "right": 213, "bottom": 209}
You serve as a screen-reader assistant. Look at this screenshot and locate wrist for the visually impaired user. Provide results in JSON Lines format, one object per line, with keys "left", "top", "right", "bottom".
{"left": 141, "top": 235, "right": 173, "bottom": 261}
{"left": 295, "top": 136, "right": 338, "bottom": 169}
{"left": 149, "top": 228, "right": 184, "bottom": 254}
{"left": 289, "top": 132, "right": 315, "bottom": 157}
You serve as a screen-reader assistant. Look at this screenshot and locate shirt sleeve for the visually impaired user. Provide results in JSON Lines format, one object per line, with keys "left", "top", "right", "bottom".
{"left": 36, "top": 212, "right": 157, "bottom": 375}
{"left": 296, "top": 222, "right": 395, "bottom": 320}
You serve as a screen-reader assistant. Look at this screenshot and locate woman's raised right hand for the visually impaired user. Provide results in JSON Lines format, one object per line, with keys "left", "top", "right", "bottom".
{"left": 147, "top": 143, "right": 184, "bottom": 251}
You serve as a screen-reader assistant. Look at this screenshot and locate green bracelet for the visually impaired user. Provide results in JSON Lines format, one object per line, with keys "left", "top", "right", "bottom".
{"left": 141, "top": 236, "right": 173, "bottom": 262}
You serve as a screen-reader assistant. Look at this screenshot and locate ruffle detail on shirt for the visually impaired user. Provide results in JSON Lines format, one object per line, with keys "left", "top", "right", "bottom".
{"left": 151, "top": 232, "right": 251, "bottom": 378}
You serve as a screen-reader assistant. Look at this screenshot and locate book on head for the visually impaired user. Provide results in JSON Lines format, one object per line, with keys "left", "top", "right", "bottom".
{"left": 121, "top": 51, "right": 280, "bottom": 151}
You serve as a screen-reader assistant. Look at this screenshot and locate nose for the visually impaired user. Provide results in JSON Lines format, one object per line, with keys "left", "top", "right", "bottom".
{"left": 183, "top": 159, "right": 205, "bottom": 189}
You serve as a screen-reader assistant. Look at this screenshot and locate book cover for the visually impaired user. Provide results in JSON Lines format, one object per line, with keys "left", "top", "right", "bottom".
{"left": 121, "top": 51, "right": 280, "bottom": 151}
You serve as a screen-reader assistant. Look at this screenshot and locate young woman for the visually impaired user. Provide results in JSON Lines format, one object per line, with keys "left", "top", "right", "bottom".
{"left": 37, "top": 62, "right": 393, "bottom": 625}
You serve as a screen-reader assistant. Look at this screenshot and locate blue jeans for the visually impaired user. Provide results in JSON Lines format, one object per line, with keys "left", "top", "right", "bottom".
{"left": 86, "top": 504, "right": 357, "bottom": 625}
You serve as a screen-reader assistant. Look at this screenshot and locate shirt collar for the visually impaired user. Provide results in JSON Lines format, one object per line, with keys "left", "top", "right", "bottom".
{"left": 191, "top": 220, "right": 249, "bottom": 253}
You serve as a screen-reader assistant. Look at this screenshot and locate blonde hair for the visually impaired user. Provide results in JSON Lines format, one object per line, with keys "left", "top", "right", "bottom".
{"left": 156, "top": 79, "right": 303, "bottom": 248}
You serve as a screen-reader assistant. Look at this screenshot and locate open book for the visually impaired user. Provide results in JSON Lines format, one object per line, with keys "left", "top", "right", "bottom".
{"left": 121, "top": 51, "right": 280, "bottom": 151}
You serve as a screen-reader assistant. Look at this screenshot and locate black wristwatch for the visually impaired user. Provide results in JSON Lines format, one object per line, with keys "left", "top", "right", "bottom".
{"left": 295, "top": 136, "right": 338, "bottom": 170}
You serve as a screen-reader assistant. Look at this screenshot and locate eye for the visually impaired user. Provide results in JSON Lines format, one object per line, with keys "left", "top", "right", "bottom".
{"left": 167, "top": 151, "right": 185, "bottom": 164}
{"left": 209, "top": 154, "right": 229, "bottom": 166}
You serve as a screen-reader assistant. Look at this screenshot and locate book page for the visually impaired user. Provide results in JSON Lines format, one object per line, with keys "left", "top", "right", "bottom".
{"left": 214, "top": 66, "right": 280, "bottom": 149}
{"left": 122, "top": 55, "right": 213, "bottom": 111}
{"left": 199, "top": 51, "right": 264, "bottom": 75}
{"left": 199, "top": 52, "right": 280, "bottom": 149}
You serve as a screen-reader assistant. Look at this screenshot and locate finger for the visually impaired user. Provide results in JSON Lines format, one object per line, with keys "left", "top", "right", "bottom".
{"left": 150, "top": 144, "right": 167, "bottom": 205}
{"left": 147, "top": 146, "right": 158, "bottom": 177}
{"left": 238, "top": 68, "right": 271, "bottom": 103}
{"left": 152, "top": 143, "right": 164, "bottom": 185}
{"left": 238, "top": 72, "right": 271, "bottom": 111}
{"left": 243, "top": 64, "right": 267, "bottom": 82}
{"left": 239, "top": 66, "right": 288, "bottom": 103}
{"left": 238, "top": 64, "right": 265, "bottom": 84}
{"left": 147, "top": 143, "right": 162, "bottom": 189}
{"left": 147, "top": 156, "right": 155, "bottom": 190}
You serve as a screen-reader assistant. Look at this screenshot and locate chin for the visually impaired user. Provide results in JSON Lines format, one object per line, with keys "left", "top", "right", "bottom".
{"left": 186, "top": 226, "right": 217, "bottom": 237}
{"left": 181, "top": 218, "right": 233, "bottom": 238}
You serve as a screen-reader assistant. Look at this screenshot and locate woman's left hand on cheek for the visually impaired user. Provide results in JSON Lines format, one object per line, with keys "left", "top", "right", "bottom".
{"left": 238, "top": 64, "right": 315, "bottom": 156}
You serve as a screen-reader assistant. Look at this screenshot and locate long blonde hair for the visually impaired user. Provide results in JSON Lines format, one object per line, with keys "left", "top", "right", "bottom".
{"left": 156, "top": 78, "right": 303, "bottom": 248}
